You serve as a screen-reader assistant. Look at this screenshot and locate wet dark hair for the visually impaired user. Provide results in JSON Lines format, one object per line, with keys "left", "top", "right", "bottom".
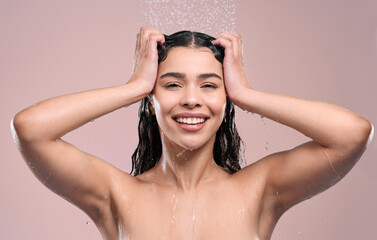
{"left": 130, "top": 31, "right": 243, "bottom": 176}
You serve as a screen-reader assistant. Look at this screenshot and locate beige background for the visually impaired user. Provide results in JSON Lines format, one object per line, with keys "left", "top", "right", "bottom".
{"left": 1, "top": 0, "right": 376, "bottom": 239}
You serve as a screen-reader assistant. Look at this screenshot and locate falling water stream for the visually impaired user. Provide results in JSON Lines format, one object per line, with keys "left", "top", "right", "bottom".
{"left": 140, "top": 0, "right": 237, "bottom": 35}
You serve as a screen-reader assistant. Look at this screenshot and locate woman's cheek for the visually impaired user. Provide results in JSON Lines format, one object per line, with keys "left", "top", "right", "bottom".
{"left": 206, "top": 97, "right": 226, "bottom": 118}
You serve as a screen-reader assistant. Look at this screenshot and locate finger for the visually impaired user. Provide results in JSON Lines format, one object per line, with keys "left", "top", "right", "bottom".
{"left": 214, "top": 32, "right": 242, "bottom": 58}
{"left": 212, "top": 37, "right": 234, "bottom": 62}
{"left": 134, "top": 33, "right": 141, "bottom": 68}
{"left": 139, "top": 27, "right": 163, "bottom": 55}
{"left": 145, "top": 33, "right": 165, "bottom": 60}
{"left": 135, "top": 33, "right": 141, "bottom": 54}
{"left": 215, "top": 32, "right": 240, "bottom": 42}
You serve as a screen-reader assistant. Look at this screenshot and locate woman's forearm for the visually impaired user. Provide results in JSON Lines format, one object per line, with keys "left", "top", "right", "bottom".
{"left": 236, "top": 88, "right": 371, "bottom": 149}
{"left": 13, "top": 81, "right": 147, "bottom": 142}
{"left": 212, "top": 32, "right": 371, "bottom": 150}
{"left": 13, "top": 28, "right": 164, "bottom": 144}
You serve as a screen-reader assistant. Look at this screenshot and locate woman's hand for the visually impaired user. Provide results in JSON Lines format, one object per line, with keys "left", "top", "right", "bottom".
{"left": 212, "top": 33, "right": 251, "bottom": 107}
{"left": 128, "top": 27, "right": 165, "bottom": 98}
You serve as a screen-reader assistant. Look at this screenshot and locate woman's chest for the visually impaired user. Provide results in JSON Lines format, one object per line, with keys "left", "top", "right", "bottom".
{"left": 116, "top": 183, "right": 264, "bottom": 240}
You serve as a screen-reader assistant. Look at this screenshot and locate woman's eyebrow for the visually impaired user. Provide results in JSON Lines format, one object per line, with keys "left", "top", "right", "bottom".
{"left": 159, "top": 72, "right": 186, "bottom": 79}
{"left": 198, "top": 73, "right": 222, "bottom": 81}
{"left": 159, "top": 72, "right": 222, "bottom": 81}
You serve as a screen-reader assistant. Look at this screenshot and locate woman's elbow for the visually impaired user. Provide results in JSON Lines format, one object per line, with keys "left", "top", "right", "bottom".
{"left": 11, "top": 110, "right": 36, "bottom": 143}
{"left": 348, "top": 117, "right": 373, "bottom": 151}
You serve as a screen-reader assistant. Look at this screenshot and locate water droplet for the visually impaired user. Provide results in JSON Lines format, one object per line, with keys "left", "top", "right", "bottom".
{"left": 170, "top": 193, "right": 178, "bottom": 225}
{"left": 241, "top": 208, "right": 246, "bottom": 215}
{"left": 176, "top": 149, "right": 186, "bottom": 157}
{"left": 86, "top": 221, "right": 90, "bottom": 225}
{"left": 261, "top": 117, "right": 266, "bottom": 125}
{"left": 264, "top": 147, "right": 268, "bottom": 151}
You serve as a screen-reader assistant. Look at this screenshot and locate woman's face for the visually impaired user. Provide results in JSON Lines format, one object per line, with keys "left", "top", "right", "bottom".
{"left": 151, "top": 46, "right": 226, "bottom": 151}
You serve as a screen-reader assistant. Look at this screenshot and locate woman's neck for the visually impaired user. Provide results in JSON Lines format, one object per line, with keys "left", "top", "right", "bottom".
{"left": 154, "top": 136, "right": 228, "bottom": 192}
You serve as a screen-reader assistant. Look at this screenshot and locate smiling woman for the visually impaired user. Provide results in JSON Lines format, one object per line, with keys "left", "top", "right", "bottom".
{"left": 132, "top": 31, "right": 242, "bottom": 177}
{"left": 11, "top": 27, "right": 372, "bottom": 240}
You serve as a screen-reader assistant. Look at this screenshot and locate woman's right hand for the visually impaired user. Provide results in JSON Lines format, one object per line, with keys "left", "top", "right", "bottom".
{"left": 128, "top": 27, "right": 165, "bottom": 97}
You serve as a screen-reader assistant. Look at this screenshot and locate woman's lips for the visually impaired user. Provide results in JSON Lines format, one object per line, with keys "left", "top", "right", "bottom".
{"left": 175, "top": 117, "right": 206, "bottom": 124}
{"left": 173, "top": 113, "right": 209, "bottom": 132}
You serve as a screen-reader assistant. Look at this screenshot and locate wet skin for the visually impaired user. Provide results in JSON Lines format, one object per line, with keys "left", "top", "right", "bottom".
{"left": 108, "top": 163, "right": 279, "bottom": 240}
{"left": 99, "top": 47, "right": 281, "bottom": 240}
{"left": 12, "top": 28, "right": 371, "bottom": 240}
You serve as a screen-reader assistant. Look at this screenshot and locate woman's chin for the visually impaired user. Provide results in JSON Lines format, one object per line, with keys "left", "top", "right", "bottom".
{"left": 176, "top": 143, "right": 199, "bottom": 152}
{"left": 161, "top": 132, "right": 214, "bottom": 153}
{"left": 172, "top": 139, "right": 205, "bottom": 152}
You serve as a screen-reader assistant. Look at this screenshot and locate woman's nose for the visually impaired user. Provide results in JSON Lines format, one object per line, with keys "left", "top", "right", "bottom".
{"left": 180, "top": 87, "right": 202, "bottom": 108}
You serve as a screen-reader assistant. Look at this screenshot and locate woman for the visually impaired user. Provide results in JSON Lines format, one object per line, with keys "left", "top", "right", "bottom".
{"left": 12, "top": 27, "right": 372, "bottom": 240}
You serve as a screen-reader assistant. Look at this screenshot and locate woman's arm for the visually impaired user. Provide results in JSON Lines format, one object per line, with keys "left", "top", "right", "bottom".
{"left": 11, "top": 84, "right": 144, "bottom": 215}
{"left": 11, "top": 27, "right": 165, "bottom": 220}
{"left": 213, "top": 33, "right": 372, "bottom": 211}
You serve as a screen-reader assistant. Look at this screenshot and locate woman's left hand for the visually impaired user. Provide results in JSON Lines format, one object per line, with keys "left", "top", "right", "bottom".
{"left": 212, "top": 33, "right": 251, "bottom": 106}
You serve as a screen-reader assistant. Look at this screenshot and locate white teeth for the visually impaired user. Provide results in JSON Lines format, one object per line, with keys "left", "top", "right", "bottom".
{"left": 176, "top": 117, "right": 205, "bottom": 124}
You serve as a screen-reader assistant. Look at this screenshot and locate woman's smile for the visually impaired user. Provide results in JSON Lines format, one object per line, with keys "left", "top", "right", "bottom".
{"left": 173, "top": 112, "right": 209, "bottom": 132}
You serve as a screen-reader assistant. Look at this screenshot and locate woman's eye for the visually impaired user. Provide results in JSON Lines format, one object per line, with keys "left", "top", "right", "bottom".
{"left": 202, "top": 83, "right": 218, "bottom": 89}
{"left": 165, "top": 83, "right": 181, "bottom": 88}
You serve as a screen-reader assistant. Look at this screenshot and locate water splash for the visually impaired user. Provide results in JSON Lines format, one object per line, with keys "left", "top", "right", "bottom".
{"left": 10, "top": 118, "right": 21, "bottom": 149}
{"left": 260, "top": 115, "right": 270, "bottom": 151}
{"left": 191, "top": 190, "right": 198, "bottom": 237}
{"left": 140, "top": 0, "right": 237, "bottom": 35}
{"left": 169, "top": 193, "right": 178, "bottom": 225}
{"left": 41, "top": 163, "right": 53, "bottom": 185}
{"left": 239, "top": 146, "right": 248, "bottom": 168}
{"left": 261, "top": 115, "right": 266, "bottom": 126}
{"left": 367, "top": 123, "right": 374, "bottom": 147}
{"left": 176, "top": 149, "right": 186, "bottom": 158}
{"left": 118, "top": 220, "right": 123, "bottom": 240}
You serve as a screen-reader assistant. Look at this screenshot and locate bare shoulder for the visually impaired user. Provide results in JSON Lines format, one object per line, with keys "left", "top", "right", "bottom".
{"left": 107, "top": 166, "right": 157, "bottom": 207}
{"left": 231, "top": 153, "right": 286, "bottom": 212}
{"left": 109, "top": 167, "right": 140, "bottom": 199}
{"left": 231, "top": 155, "right": 272, "bottom": 188}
